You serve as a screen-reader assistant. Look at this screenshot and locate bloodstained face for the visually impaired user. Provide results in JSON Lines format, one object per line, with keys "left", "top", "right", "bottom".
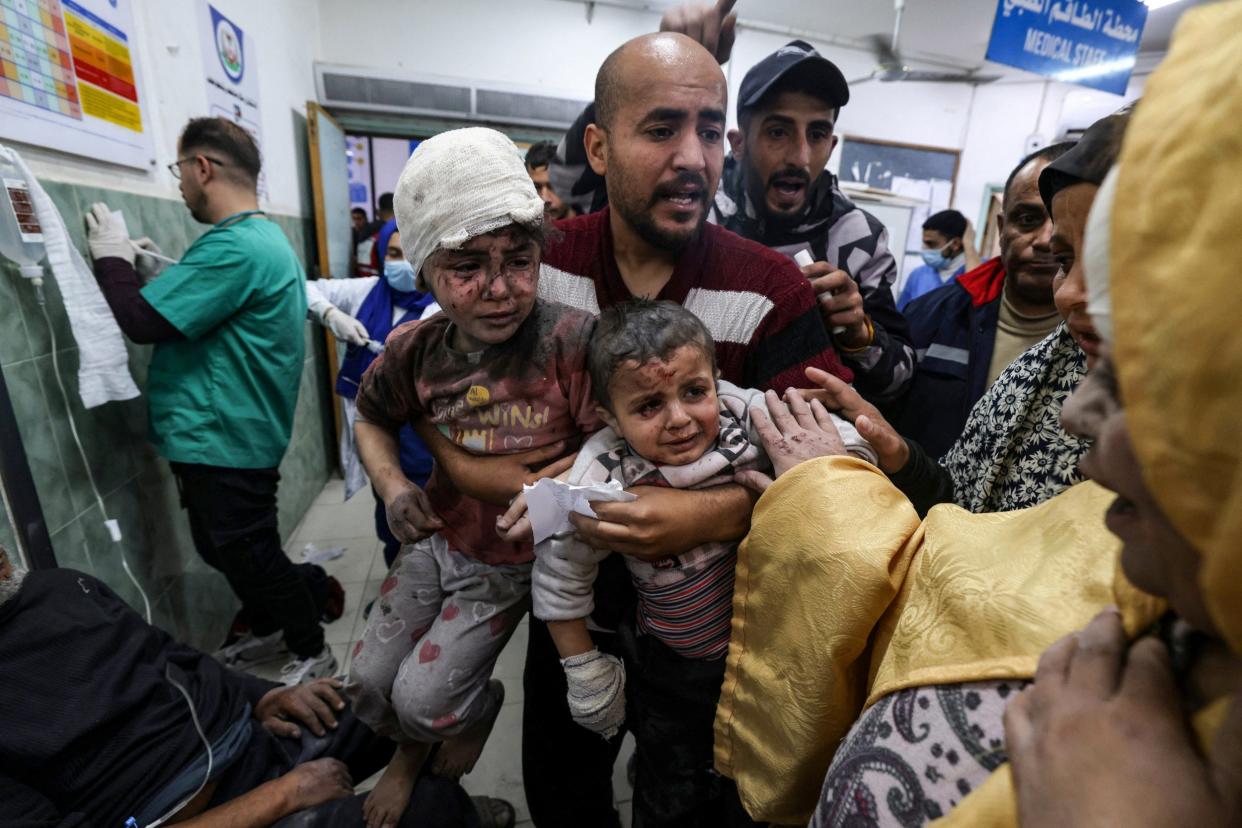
{"left": 423, "top": 226, "right": 540, "bottom": 353}
{"left": 598, "top": 344, "right": 720, "bottom": 466}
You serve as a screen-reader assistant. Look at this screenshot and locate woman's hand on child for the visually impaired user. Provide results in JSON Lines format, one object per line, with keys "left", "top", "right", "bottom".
{"left": 803, "top": 367, "right": 910, "bottom": 473}
{"left": 496, "top": 493, "right": 534, "bottom": 543}
{"left": 385, "top": 483, "right": 444, "bottom": 543}
{"left": 737, "top": 390, "right": 846, "bottom": 493}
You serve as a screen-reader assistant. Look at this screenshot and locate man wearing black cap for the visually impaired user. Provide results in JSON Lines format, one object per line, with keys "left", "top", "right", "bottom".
{"left": 711, "top": 40, "right": 916, "bottom": 404}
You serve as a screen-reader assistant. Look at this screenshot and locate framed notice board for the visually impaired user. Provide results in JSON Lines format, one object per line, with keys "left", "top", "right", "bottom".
{"left": 839, "top": 136, "right": 961, "bottom": 283}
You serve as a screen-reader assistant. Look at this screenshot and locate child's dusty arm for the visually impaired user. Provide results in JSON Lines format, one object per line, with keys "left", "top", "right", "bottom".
{"left": 548, "top": 618, "right": 595, "bottom": 660}
{"left": 413, "top": 418, "right": 576, "bottom": 506}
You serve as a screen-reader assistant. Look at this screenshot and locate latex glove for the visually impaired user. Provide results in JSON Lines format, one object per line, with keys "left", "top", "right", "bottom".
{"left": 85, "top": 202, "right": 134, "bottom": 264}
{"left": 322, "top": 306, "right": 370, "bottom": 347}
{"left": 132, "top": 237, "right": 166, "bottom": 284}
{"left": 562, "top": 649, "right": 626, "bottom": 739}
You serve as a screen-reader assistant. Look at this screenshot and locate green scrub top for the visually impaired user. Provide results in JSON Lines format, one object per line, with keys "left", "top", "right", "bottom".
{"left": 141, "top": 212, "right": 307, "bottom": 469}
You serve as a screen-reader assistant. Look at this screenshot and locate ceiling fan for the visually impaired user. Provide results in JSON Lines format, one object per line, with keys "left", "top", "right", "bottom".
{"left": 851, "top": 0, "right": 1001, "bottom": 85}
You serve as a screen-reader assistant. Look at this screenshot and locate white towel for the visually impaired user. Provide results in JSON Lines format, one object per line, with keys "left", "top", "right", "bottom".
{"left": 2, "top": 145, "right": 139, "bottom": 408}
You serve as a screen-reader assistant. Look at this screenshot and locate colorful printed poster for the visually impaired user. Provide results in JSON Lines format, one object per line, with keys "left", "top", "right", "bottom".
{"left": 0, "top": 0, "right": 153, "bottom": 169}
{"left": 197, "top": 1, "right": 264, "bottom": 193}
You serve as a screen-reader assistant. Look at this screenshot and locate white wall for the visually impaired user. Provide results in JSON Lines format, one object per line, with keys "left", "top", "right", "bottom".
{"left": 315, "top": 0, "right": 1149, "bottom": 227}
{"left": 316, "top": 0, "right": 653, "bottom": 104}
{"left": 11, "top": 0, "right": 320, "bottom": 217}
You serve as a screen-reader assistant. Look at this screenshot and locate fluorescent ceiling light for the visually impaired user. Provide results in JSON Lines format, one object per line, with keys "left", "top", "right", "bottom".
{"left": 1054, "top": 55, "right": 1136, "bottom": 82}
{"left": 1142, "top": 0, "right": 1188, "bottom": 9}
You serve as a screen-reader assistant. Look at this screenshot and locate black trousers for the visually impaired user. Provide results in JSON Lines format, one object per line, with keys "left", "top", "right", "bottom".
{"left": 210, "top": 706, "right": 478, "bottom": 827}
{"left": 173, "top": 462, "right": 325, "bottom": 658}
{"left": 522, "top": 554, "right": 636, "bottom": 827}
{"left": 620, "top": 627, "right": 763, "bottom": 828}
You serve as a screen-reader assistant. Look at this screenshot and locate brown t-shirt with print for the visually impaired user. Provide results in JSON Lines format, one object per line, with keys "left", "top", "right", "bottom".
{"left": 357, "top": 299, "right": 600, "bottom": 565}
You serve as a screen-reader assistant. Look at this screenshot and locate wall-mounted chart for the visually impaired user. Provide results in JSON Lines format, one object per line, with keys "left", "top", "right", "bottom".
{"left": 0, "top": 0, "right": 153, "bottom": 169}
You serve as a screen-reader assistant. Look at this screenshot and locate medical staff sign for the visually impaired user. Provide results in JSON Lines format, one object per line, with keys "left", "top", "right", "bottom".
{"left": 986, "top": 0, "right": 1148, "bottom": 94}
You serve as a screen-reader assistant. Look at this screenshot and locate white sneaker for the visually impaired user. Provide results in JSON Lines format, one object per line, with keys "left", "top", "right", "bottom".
{"left": 279, "top": 647, "right": 338, "bottom": 686}
{"left": 215, "top": 631, "right": 288, "bottom": 669}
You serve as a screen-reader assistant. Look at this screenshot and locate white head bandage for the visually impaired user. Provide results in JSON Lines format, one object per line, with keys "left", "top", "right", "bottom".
{"left": 1083, "top": 165, "right": 1118, "bottom": 344}
{"left": 393, "top": 127, "right": 546, "bottom": 288}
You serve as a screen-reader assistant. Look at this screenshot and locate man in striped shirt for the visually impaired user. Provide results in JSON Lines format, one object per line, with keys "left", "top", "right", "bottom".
{"left": 531, "top": 32, "right": 849, "bottom": 828}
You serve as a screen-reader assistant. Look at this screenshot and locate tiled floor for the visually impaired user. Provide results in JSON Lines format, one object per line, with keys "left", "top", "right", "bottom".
{"left": 257, "top": 477, "right": 635, "bottom": 827}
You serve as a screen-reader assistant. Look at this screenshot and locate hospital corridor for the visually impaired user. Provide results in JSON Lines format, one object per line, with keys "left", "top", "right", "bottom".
{"left": 1, "top": 0, "right": 1239, "bottom": 826}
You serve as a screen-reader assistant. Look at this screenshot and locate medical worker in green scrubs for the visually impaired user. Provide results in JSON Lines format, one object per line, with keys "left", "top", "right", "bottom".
{"left": 86, "top": 117, "right": 336, "bottom": 685}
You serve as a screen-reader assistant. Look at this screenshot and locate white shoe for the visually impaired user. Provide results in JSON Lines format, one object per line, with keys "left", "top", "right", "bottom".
{"left": 215, "top": 631, "right": 288, "bottom": 669}
{"left": 279, "top": 647, "right": 338, "bottom": 686}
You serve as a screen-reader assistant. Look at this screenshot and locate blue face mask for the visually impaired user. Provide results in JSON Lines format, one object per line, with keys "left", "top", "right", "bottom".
{"left": 384, "top": 260, "right": 418, "bottom": 293}
{"left": 921, "top": 246, "right": 953, "bottom": 270}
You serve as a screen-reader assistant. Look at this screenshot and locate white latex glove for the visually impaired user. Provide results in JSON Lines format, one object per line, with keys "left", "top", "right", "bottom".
{"left": 84, "top": 202, "right": 134, "bottom": 264}
{"left": 132, "top": 237, "right": 166, "bottom": 284}
{"left": 322, "top": 306, "right": 370, "bottom": 347}
{"left": 562, "top": 649, "right": 626, "bottom": 739}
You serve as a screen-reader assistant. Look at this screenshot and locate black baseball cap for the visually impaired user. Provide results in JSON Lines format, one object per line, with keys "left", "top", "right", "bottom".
{"left": 737, "top": 40, "right": 850, "bottom": 121}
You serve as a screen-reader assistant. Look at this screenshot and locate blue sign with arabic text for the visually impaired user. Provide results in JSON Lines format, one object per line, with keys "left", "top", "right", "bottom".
{"left": 986, "top": 0, "right": 1147, "bottom": 94}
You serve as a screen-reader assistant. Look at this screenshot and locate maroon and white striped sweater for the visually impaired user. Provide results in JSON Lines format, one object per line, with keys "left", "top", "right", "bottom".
{"left": 538, "top": 208, "right": 852, "bottom": 392}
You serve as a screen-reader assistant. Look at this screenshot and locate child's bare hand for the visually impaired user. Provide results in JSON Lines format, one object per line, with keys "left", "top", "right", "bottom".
{"left": 496, "top": 493, "right": 534, "bottom": 543}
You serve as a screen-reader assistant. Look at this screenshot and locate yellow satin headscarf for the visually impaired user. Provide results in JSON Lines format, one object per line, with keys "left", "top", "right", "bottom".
{"left": 1111, "top": 0, "right": 1242, "bottom": 657}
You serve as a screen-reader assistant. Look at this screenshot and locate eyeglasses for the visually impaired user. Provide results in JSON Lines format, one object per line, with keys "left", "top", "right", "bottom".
{"left": 167, "top": 155, "right": 227, "bottom": 179}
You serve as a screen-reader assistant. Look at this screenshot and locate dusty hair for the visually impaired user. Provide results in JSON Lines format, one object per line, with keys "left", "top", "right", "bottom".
{"left": 588, "top": 299, "right": 717, "bottom": 410}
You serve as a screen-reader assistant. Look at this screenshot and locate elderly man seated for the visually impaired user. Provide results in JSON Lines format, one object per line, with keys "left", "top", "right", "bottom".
{"left": 0, "top": 545, "right": 493, "bottom": 827}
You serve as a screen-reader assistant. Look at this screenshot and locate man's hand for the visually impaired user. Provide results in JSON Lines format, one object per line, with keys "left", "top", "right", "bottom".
{"left": 278, "top": 758, "right": 354, "bottom": 812}
{"left": 323, "top": 306, "right": 371, "bottom": 347}
{"left": 802, "top": 261, "right": 868, "bottom": 347}
{"left": 85, "top": 202, "right": 135, "bottom": 264}
{"left": 804, "top": 366, "right": 909, "bottom": 473}
{"left": 256, "top": 678, "right": 347, "bottom": 739}
{"left": 385, "top": 481, "right": 444, "bottom": 544}
{"left": 736, "top": 390, "right": 845, "bottom": 493}
{"left": 571, "top": 485, "right": 751, "bottom": 560}
{"left": 659, "top": 0, "right": 738, "bottom": 64}
{"left": 1005, "top": 609, "right": 1242, "bottom": 828}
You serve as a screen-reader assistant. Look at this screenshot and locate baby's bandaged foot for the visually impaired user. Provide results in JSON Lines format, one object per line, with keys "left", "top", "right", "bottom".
{"left": 562, "top": 648, "right": 627, "bottom": 739}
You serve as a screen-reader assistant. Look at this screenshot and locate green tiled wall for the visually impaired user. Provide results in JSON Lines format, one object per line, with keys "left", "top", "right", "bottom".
{"left": 0, "top": 182, "right": 334, "bottom": 649}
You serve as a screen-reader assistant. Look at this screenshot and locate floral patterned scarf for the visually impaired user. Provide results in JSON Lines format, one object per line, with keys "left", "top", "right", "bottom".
{"left": 941, "top": 323, "right": 1089, "bottom": 512}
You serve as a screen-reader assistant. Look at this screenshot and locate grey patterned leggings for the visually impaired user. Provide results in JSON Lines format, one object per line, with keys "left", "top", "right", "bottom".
{"left": 347, "top": 534, "right": 531, "bottom": 743}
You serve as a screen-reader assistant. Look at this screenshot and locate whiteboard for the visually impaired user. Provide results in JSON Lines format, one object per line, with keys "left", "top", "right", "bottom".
{"left": 0, "top": 0, "right": 155, "bottom": 170}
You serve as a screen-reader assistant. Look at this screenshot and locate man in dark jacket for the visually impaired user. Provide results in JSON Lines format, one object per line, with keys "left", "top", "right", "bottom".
{"left": 895, "top": 142, "right": 1074, "bottom": 459}
{"left": 710, "top": 41, "right": 915, "bottom": 404}
{"left": 0, "top": 545, "right": 478, "bottom": 828}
